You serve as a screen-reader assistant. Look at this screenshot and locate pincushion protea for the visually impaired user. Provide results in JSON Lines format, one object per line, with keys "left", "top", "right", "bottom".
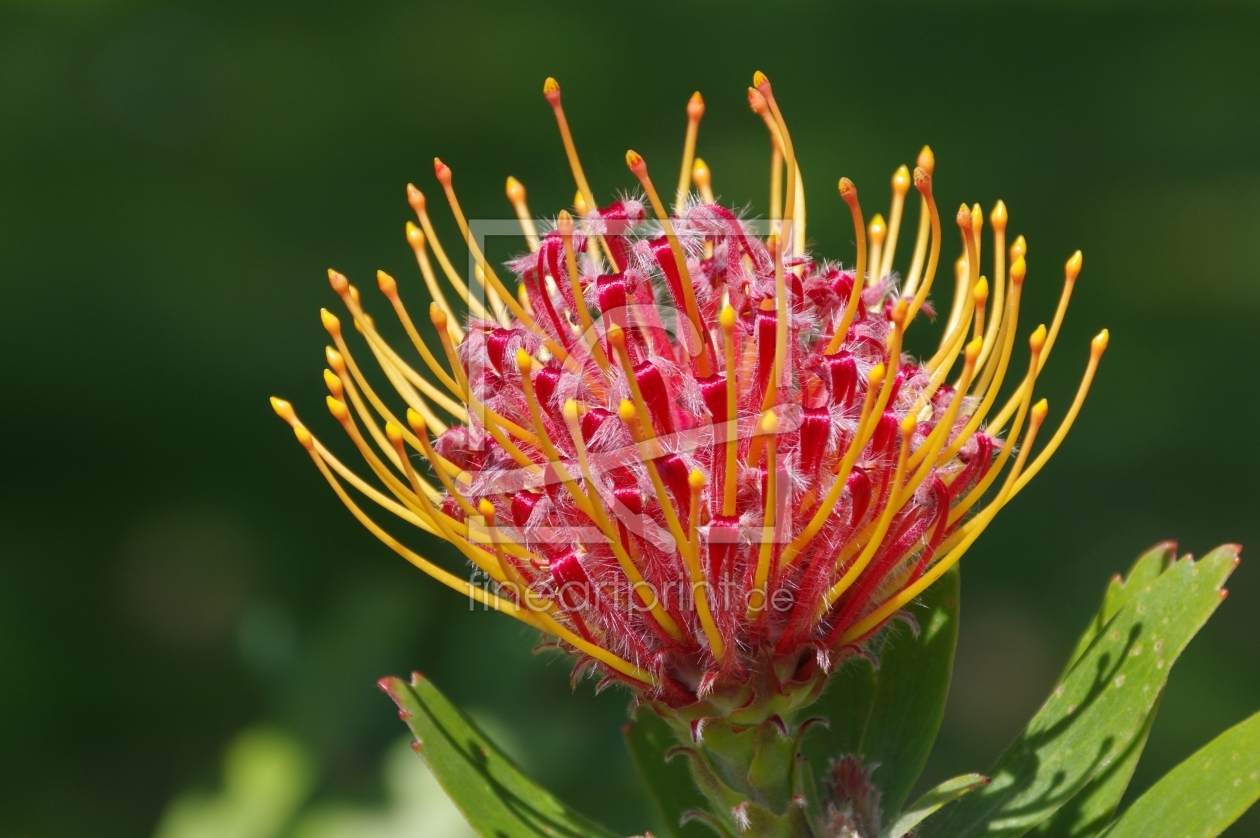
{"left": 271, "top": 71, "right": 1106, "bottom": 833}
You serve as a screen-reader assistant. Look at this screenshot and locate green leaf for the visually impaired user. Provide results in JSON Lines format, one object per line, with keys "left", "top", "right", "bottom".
{"left": 623, "top": 706, "right": 712, "bottom": 838}
{"left": 1062, "top": 543, "right": 1176, "bottom": 675}
{"left": 879, "top": 774, "right": 989, "bottom": 838}
{"left": 863, "top": 565, "right": 961, "bottom": 816}
{"left": 926, "top": 545, "right": 1238, "bottom": 838}
{"left": 1036, "top": 543, "right": 1177, "bottom": 838}
{"left": 803, "top": 567, "right": 959, "bottom": 820}
{"left": 1100, "top": 710, "right": 1260, "bottom": 838}
{"left": 1033, "top": 698, "right": 1158, "bottom": 838}
{"left": 381, "top": 673, "right": 620, "bottom": 838}
{"left": 802, "top": 654, "right": 876, "bottom": 768}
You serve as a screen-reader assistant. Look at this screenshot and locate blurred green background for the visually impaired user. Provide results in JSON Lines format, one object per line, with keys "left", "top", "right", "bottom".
{"left": 2, "top": 0, "right": 1258, "bottom": 835}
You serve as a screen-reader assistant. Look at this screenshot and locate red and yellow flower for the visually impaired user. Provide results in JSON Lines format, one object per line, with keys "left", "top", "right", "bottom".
{"left": 272, "top": 72, "right": 1106, "bottom": 716}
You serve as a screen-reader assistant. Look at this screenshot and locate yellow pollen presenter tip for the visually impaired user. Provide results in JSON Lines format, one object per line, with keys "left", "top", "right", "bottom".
{"left": 324, "top": 346, "right": 345, "bottom": 374}
{"left": 692, "top": 158, "right": 711, "bottom": 189}
{"left": 869, "top": 213, "right": 887, "bottom": 244}
{"left": 270, "top": 397, "right": 296, "bottom": 424}
{"left": 892, "top": 165, "right": 911, "bottom": 196}
{"left": 991, "top": 200, "right": 1008, "bottom": 232}
{"left": 1011, "top": 234, "right": 1027, "bottom": 262}
{"left": 1031, "top": 398, "right": 1049, "bottom": 423}
{"left": 323, "top": 369, "right": 343, "bottom": 398}
{"left": 320, "top": 308, "right": 341, "bottom": 336}
{"left": 556, "top": 209, "right": 574, "bottom": 235}
{"left": 515, "top": 348, "right": 533, "bottom": 375}
{"left": 326, "top": 396, "right": 350, "bottom": 423}
{"left": 406, "top": 407, "right": 427, "bottom": 436}
{"left": 917, "top": 145, "right": 935, "bottom": 174}
{"left": 1066, "top": 250, "right": 1083, "bottom": 283}
{"left": 429, "top": 302, "right": 448, "bottom": 330}
{"left": 965, "top": 335, "right": 983, "bottom": 365}
{"left": 505, "top": 176, "right": 525, "bottom": 203}
{"left": 405, "top": 183, "right": 425, "bottom": 214}
{"left": 1030, "top": 324, "right": 1048, "bottom": 353}
{"left": 328, "top": 269, "right": 349, "bottom": 295}
{"left": 1010, "top": 255, "right": 1027, "bottom": 285}
{"left": 405, "top": 221, "right": 424, "bottom": 247}
{"left": 376, "top": 270, "right": 397, "bottom": 299}
{"left": 891, "top": 298, "right": 909, "bottom": 327}
{"left": 973, "top": 276, "right": 990, "bottom": 305}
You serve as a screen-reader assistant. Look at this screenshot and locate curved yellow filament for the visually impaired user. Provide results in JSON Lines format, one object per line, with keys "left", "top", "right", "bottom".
{"left": 404, "top": 221, "right": 464, "bottom": 343}
{"left": 687, "top": 469, "right": 725, "bottom": 660}
{"left": 827, "top": 178, "right": 868, "bottom": 354}
{"left": 879, "top": 166, "right": 911, "bottom": 282}
{"left": 821, "top": 414, "right": 917, "bottom": 612}
{"left": 748, "top": 410, "right": 780, "bottom": 620}
{"left": 407, "top": 185, "right": 490, "bottom": 323}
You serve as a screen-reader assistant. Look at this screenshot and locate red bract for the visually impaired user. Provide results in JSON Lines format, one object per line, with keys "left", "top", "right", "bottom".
{"left": 272, "top": 72, "right": 1107, "bottom": 713}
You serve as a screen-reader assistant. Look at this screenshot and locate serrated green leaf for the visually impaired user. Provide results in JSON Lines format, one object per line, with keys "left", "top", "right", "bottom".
{"left": 879, "top": 774, "right": 989, "bottom": 838}
{"left": 623, "top": 706, "right": 711, "bottom": 838}
{"left": 1037, "top": 543, "right": 1177, "bottom": 838}
{"left": 1063, "top": 543, "right": 1176, "bottom": 675}
{"left": 381, "top": 674, "right": 620, "bottom": 838}
{"left": 1100, "top": 710, "right": 1260, "bottom": 838}
{"left": 926, "top": 545, "right": 1238, "bottom": 838}
{"left": 863, "top": 565, "right": 961, "bottom": 816}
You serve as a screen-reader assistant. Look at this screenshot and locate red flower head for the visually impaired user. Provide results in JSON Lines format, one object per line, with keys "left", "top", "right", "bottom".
{"left": 272, "top": 73, "right": 1107, "bottom": 718}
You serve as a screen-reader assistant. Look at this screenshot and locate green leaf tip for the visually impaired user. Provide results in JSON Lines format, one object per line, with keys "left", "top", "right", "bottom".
{"left": 1039, "top": 542, "right": 1212, "bottom": 838}
{"left": 926, "top": 544, "right": 1238, "bottom": 838}
{"left": 382, "top": 673, "right": 621, "bottom": 838}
